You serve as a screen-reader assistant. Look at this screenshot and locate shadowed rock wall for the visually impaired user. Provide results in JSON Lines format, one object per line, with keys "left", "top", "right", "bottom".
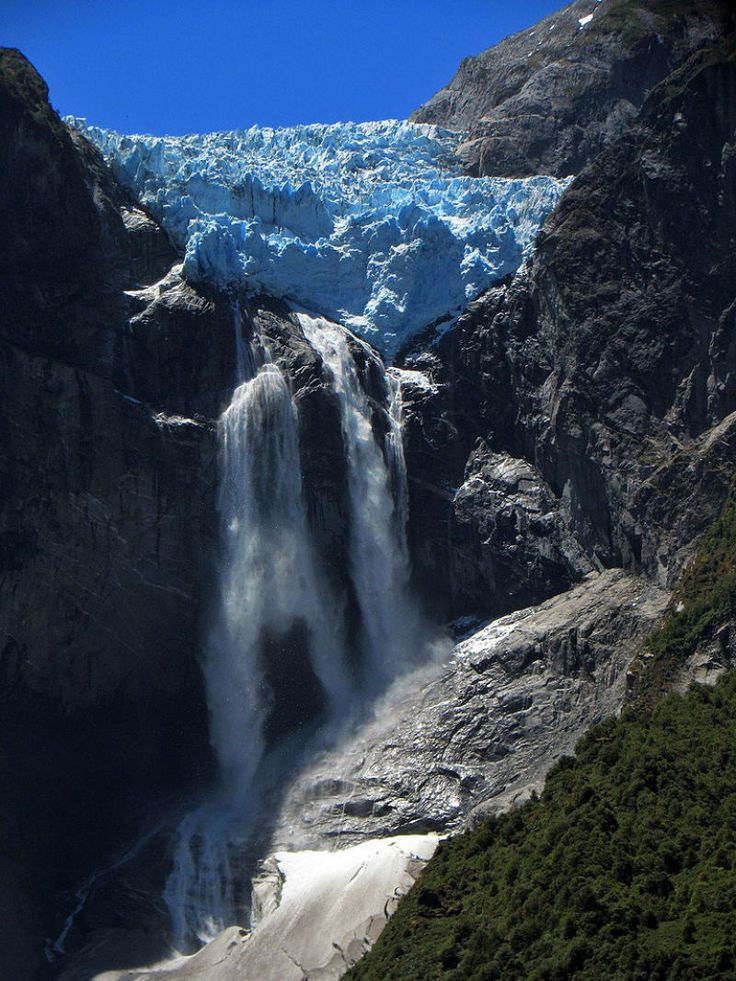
{"left": 403, "top": 38, "right": 736, "bottom": 619}
{"left": 0, "top": 49, "right": 234, "bottom": 977}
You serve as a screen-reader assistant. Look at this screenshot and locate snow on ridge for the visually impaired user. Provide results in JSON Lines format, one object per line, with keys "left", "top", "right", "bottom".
{"left": 70, "top": 117, "right": 570, "bottom": 359}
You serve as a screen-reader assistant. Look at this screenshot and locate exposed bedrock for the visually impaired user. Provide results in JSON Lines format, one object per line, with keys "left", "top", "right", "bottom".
{"left": 266, "top": 568, "right": 667, "bottom": 849}
{"left": 402, "top": 38, "right": 736, "bottom": 620}
{"left": 412, "top": 0, "right": 732, "bottom": 177}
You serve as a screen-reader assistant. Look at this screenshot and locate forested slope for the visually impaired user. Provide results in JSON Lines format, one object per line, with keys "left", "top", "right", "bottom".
{"left": 350, "top": 500, "right": 736, "bottom": 980}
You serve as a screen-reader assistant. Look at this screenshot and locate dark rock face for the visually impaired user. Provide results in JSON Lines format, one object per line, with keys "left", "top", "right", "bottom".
{"left": 0, "top": 49, "right": 240, "bottom": 977}
{"left": 403, "top": 38, "right": 736, "bottom": 620}
{"left": 411, "top": 0, "right": 732, "bottom": 177}
{"left": 448, "top": 447, "right": 594, "bottom": 615}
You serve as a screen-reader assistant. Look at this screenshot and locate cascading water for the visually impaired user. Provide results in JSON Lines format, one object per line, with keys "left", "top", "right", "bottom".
{"left": 298, "top": 313, "right": 427, "bottom": 688}
{"left": 165, "top": 310, "right": 349, "bottom": 950}
{"left": 165, "top": 306, "right": 436, "bottom": 952}
{"left": 207, "top": 359, "right": 350, "bottom": 782}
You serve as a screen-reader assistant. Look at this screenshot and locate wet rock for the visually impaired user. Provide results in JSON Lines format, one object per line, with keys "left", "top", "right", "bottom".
{"left": 267, "top": 569, "right": 667, "bottom": 848}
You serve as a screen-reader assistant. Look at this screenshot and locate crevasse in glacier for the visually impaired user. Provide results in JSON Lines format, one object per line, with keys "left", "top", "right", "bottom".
{"left": 71, "top": 117, "right": 570, "bottom": 358}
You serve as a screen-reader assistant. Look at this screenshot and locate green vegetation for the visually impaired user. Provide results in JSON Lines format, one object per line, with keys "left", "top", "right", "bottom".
{"left": 630, "top": 494, "right": 736, "bottom": 712}
{"left": 350, "top": 500, "right": 736, "bottom": 980}
{"left": 351, "top": 676, "right": 736, "bottom": 980}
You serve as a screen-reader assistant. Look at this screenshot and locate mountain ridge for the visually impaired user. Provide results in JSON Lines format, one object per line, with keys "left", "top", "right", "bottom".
{"left": 411, "top": 0, "right": 732, "bottom": 176}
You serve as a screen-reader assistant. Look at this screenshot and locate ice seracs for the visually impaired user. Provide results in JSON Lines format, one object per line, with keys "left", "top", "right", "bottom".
{"left": 71, "top": 118, "right": 570, "bottom": 359}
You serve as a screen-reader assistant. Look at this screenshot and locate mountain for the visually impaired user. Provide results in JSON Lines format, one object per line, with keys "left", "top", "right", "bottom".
{"left": 0, "top": 0, "right": 734, "bottom": 977}
{"left": 412, "top": 0, "right": 732, "bottom": 176}
{"left": 403, "top": 31, "right": 736, "bottom": 620}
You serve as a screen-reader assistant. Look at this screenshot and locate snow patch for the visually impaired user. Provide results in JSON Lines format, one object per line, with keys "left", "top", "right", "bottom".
{"left": 388, "top": 366, "right": 438, "bottom": 393}
{"left": 132, "top": 836, "right": 439, "bottom": 981}
{"left": 578, "top": 13, "right": 594, "bottom": 26}
{"left": 243, "top": 835, "right": 440, "bottom": 978}
{"left": 153, "top": 412, "right": 202, "bottom": 429}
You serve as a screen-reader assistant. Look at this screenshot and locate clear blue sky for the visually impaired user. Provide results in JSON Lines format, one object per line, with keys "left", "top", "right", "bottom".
{"left": 4, "top": 0, "right": 562, "bottom": 134}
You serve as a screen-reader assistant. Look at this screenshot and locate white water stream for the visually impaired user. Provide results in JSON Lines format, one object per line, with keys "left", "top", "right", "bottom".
{"left": 298, "top": 313, "right": 426, "bottom": 689}
{"left": 164, "top": 307, "right": 433, "bottom": 950}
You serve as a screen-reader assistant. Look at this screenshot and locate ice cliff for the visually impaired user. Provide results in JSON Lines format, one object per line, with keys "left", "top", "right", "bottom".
{"left": 71, "top": 118, "right": 569, "bottom": 359}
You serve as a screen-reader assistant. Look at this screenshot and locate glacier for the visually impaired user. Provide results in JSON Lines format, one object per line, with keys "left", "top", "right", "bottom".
{"left": 71, "top": 118, "right": 570, "bottom": 359}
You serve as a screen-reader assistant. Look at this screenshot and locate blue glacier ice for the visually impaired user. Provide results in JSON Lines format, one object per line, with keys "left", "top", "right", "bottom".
{"left": 71, "top": 118, "right": 570, "bottom": 359}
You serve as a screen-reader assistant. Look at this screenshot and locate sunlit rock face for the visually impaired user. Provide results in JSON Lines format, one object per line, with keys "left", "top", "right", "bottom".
{"left": 70, "top": 118, "right": 569, "bottom": 359}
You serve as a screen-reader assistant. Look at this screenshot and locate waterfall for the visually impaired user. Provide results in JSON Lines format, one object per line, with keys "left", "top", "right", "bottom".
{"left": 231, "top": 298, "right": 253, "bottom": 382}
{"left": 207, "top": 360, "right": 350, "bottom": 781}
{"left": 298, "top": 313, "right": 425, "bottom": 688}
{"left": 165, "top": 306, "right": 349, "bottom": 950}
{"left": 165, "top": 306, "right": 433, "bottom": 952}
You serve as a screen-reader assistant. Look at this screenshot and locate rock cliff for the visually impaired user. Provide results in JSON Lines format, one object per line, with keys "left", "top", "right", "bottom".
{"left": 412, "top": 0, "right": 732, "bottom": 177}
{"left": 403, "top": 36, "right": 736, "bottom": 621}
{"left": 0, "top": 46, "right": 229, "bottom": 978}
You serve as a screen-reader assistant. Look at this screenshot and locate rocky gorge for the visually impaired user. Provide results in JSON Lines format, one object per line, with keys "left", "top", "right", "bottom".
{"left": 1, "top": 0, "right": 735, "bottom": 977}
